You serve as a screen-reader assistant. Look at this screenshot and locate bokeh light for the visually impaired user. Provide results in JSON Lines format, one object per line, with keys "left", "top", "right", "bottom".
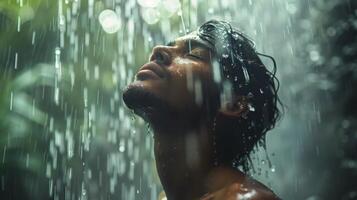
{"left": 98, "top": 9, "right": 121, "bottom": 34}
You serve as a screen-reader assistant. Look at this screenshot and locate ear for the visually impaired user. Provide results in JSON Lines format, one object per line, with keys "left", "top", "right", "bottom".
{"left": 217, "top": 96, "right": 249, "bottom": 118}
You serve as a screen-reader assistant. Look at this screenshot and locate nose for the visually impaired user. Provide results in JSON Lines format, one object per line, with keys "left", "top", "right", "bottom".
{"left": 149, "top": 45, "right": 172, "bottom": 66}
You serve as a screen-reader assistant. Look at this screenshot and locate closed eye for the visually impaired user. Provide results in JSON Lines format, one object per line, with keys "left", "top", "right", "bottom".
{"left": 187, "top": 53, "right": 203, "bottom": 60}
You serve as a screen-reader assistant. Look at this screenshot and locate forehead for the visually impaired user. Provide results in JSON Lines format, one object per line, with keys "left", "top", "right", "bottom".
{"left": 173, "top": 31, "right": 214, "bottom": 49}
{"left": 176, "top": 31, "right": 200, "bottom": 42}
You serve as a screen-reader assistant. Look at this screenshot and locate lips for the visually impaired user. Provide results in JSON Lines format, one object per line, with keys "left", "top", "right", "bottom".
{"left": 136, "top": 62, "right": 165, "bottom": 81}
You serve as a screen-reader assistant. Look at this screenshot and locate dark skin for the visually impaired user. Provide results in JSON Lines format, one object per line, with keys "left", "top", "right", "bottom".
{"left": 123, "top": 32, "right": 280, "bottom": 200}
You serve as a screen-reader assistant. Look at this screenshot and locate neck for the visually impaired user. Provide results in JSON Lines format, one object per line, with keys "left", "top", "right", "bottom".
{"left": 152, "top": 117, "right": 215, "bottom": 200}
{"left": 150, "top": 116, "right": 245, "bottom": 200}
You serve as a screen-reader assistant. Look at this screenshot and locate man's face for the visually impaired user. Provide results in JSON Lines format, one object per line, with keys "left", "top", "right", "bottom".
{"left": 123, "top": 32, "right": 220, "bottom": 120}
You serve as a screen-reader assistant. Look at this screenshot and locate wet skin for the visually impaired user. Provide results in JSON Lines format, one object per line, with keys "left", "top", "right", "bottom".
{"left": 123, "top": 32, "right": 280, "bottom": 200}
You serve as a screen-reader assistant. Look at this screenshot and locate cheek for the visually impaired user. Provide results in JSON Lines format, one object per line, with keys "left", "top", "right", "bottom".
{"left": 170, "top": 57, "right": 192, "bottom": 79}
{"left": 167, "top": 64, "right": 190, "bottom": 97}
{"left": 170, "top": 58, "right": 212, "bottom": 82}
{"left": 167, "top": 61, "right": 214, "bottom": 104}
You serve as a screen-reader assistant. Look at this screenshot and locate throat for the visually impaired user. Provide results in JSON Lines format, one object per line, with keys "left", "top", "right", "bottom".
{"left": 152, "top": 122, "right": 215, "bottom": 200}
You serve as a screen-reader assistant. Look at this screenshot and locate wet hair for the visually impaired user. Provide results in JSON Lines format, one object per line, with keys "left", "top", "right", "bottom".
{"left": 197, "top": 20, "right": 281, "bottom": 171}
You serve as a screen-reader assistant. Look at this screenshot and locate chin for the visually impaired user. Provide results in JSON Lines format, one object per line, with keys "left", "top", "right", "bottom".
{"left": 123, "top": 80, "right": 170, "bottom": 121}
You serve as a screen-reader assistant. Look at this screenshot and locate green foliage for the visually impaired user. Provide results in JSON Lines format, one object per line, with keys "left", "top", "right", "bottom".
{"left": 0, "top": 64, "right": 55, "bottom": 199}
{"left": 0, "top": 0, "right": 158, "bottom": 198}
{"left": 0, "top": 1, "right": 58, "bottom": 198}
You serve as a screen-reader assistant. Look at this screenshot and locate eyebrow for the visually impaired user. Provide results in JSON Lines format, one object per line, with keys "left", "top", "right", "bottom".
{"left": 165, "top": 39, "right": 213, "bottom": 51}
{"left": 185, "top": 39, "right": 212, "bottom": 52}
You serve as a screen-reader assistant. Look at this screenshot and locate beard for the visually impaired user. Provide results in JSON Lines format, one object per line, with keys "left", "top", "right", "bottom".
{"left": 123, "top": 81, "right": 220, "bottom": 133}
{"left": 122, "top": 84, "right": 171, "bottom": 123}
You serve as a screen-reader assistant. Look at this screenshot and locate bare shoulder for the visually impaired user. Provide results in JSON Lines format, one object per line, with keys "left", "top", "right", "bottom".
{"left": 201, "top": 182, "right": 281, "bottom": 200}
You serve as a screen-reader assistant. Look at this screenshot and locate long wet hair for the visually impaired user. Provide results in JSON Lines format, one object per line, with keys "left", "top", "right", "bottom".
{"left": 197, "top": 20, "right": 281, "bottom": 171}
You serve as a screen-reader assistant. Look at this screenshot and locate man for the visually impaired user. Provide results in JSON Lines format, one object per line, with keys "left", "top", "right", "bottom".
{"left": 123, "top": 20, "right": 281, "bottom": 200}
